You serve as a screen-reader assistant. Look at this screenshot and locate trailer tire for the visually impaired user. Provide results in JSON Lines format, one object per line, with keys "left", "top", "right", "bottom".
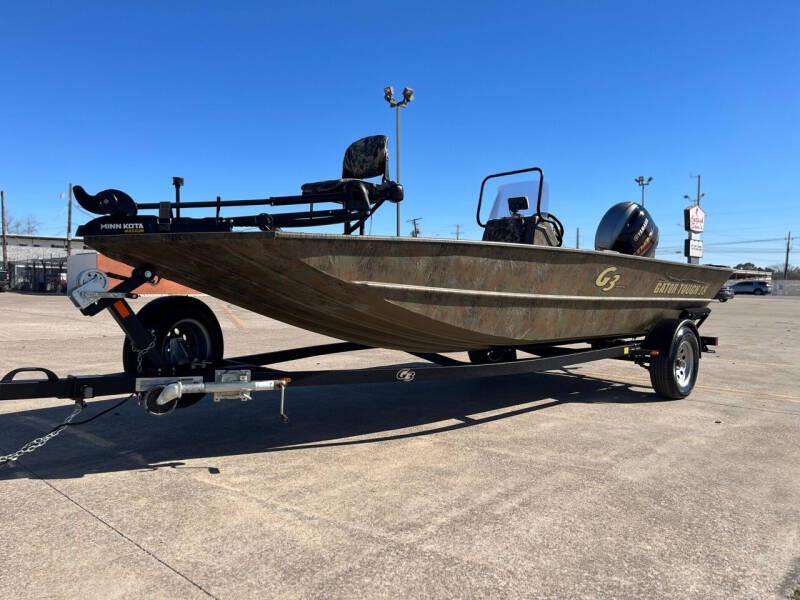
{"left": 123, "top": 296, "right": 224, "bottom": 408}
{"left": 468, "top": 348, "right": 517, "bottom": 364}
{"left": 649, "top": 325, "right": 700, "bottom": 399}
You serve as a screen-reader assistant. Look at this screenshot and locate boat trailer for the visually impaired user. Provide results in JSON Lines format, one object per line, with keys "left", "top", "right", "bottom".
{"left": 0, "top": 265, "right": 719, "bottom": 463}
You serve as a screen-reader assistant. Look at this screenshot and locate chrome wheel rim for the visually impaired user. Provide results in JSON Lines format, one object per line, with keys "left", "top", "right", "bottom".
{"left": 674, "top": 339, "right": 694, "bottom": 388}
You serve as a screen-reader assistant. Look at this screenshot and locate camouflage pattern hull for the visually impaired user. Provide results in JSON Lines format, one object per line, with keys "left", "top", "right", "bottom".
{"left": 84, "top": 231, "right": 732, "bottom": 352}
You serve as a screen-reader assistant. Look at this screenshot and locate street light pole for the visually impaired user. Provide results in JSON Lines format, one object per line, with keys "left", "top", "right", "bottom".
{"left": 66, "top": 183, "right": 73, "bottom": 256}
{"left": 396, "top": 106, "right": 401, "bottom": 234}
{"left": 634, "top": 176, "right": 653, "bottom": 207}
{"left": 384, "top": 86, "right": 414, "bottom": 237}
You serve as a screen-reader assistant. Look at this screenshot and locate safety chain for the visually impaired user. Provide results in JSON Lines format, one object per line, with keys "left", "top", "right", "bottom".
{"left": 132, "top": 331, "right": 157, "bottom": 374}
{"left": 0, "top": 402, "right": 85, "bottom": 465}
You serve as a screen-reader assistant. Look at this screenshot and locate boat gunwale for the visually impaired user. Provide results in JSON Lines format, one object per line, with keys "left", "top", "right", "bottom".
{"left": 83, "top": 230, "right": 733, "bottom": 274}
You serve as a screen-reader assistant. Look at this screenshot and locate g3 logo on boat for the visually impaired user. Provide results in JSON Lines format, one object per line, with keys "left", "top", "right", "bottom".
{"left": 396, "top": 368, "right": 416, "bottom": 382}
{"left": 595, "top": 266, "right": 620, "bottom": 291}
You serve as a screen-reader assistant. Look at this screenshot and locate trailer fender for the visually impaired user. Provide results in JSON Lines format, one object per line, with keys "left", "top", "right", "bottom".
{"left": 642, "top": 318, "right": 700, "bottom": 355}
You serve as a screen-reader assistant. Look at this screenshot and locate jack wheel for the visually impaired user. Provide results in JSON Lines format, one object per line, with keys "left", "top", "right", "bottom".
{"left": 649, "top": 325, "right": 699, "bottom": 399}
{"left": 468, "top": 347, "right": 517, "bottom": 364}
{"left": 123, "top": 297, "right": 223, "bottom": 409}
{"left": 141, "top": 386, "right": 178, "bottom": 416}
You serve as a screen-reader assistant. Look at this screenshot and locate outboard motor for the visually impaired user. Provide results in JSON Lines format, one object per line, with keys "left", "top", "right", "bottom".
{"left": 595, "top": 202, "right": 659, "bottom": 257}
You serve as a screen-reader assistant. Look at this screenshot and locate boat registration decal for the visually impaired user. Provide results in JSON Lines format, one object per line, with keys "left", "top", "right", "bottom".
{"left": 595, "top": 267, "right": 620, "bottom": 291}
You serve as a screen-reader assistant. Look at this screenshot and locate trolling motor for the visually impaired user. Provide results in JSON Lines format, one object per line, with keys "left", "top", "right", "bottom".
{"left": 73, "top": 186, "right": 137, "bottom": 217}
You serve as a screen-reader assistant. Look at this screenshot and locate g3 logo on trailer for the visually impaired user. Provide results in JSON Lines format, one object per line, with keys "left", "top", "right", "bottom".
{"left": 595, "top": 266, "right": 620, "bottom": 291}
{"left": 396, "top": 368, "right": 416, "bottom": 382}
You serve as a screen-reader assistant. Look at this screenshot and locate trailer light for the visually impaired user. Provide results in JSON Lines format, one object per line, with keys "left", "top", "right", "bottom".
{"left": 282, "top": 377, "right": 292, "bottom": 383}
{"left": 113, "top": 301, "right": 131, "bottom": 318}
{"left": 650, "top": 350, "right": 660, "bottom": 356}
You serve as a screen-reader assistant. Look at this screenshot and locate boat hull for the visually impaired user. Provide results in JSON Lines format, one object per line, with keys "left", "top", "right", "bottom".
{"left": 84, "top": 232, "right": 732, "bottom": 352}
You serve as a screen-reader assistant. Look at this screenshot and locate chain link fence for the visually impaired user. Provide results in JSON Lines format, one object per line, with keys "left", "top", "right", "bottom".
{"left": 773, "top": 280, "right": 800, "bottom": 296}
{"left": 7, "top": 258, "right": 67, "bottom": 293}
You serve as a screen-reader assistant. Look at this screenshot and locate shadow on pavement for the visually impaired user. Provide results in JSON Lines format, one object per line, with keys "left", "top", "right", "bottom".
{"left": 1, "top": 368, "right": 664, "bottom": 480}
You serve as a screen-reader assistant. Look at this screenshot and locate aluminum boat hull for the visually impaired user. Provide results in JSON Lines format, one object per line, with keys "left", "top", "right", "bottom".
{"left": 84, "top": 231, "right": 731, "bottom": 352}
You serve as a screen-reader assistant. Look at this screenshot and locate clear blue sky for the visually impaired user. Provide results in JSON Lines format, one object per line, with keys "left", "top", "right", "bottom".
{"left": 2, "top": 0, "right": 798, "bottom": 267}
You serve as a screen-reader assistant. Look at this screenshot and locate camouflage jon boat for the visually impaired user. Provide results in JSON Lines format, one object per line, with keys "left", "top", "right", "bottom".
{"left": 82, "top": 230, "right": 730, "bottom": 353}
{"left": 75, "top": 137, "right": 731, "bottom": 353}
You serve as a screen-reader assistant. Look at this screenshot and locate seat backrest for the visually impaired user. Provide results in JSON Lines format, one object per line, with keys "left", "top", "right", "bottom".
{"left": 482, "top": 215, "right": 560, "bottom": 246}
{"left": 342, "top": 135, "right": 389, "bottom": 182}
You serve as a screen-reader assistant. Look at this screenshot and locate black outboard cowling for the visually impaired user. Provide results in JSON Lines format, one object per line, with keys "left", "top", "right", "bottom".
{"left": 595, "top": 202, "right": 659, "bottom": 257}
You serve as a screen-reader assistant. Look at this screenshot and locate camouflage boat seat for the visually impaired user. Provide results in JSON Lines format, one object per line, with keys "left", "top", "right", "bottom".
{"left": 302, "top": 135, "right": 391, "bottom": 202}
{"left": 482, "top": 214, "right": 561, "bottom": 247}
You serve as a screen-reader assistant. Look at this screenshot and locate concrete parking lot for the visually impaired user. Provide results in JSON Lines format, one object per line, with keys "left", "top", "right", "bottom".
{"left": 1, "top": 293, "right": 798, "bottom": 599}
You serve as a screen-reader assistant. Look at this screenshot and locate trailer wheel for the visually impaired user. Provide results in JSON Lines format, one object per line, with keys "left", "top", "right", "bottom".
{"left": 123, "top": 297, "right": 224, "bottom": 408}
{"left": 649, "top": 325, "right": 700, "bottom": 399}
{"left": 468, "top": 348, "right": 517, "bottom": 364}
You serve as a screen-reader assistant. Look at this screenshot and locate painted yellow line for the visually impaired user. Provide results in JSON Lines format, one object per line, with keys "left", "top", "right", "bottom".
{"left": 571, "top": 368, "right": 800, "bottom": 402}
{"left": 223, "top": 304, "right": 247, "bottom": 329}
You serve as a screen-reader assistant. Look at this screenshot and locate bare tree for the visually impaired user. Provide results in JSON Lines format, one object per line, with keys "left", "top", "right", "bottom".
{"left": 2, "top": 212, "right": 40, "bottom": 235}
{"left": 2, "top": 211, "right": 22, "bottom": 233}
{"left": 22, "top": 215, "right": 41, "bottom": 235}
{"left": 767, "top": 264, "right": 800, "bottom": 280}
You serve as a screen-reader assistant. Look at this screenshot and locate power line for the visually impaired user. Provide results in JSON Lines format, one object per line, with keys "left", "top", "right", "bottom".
{"left": 701, "top": 237, "right": 788, "bottom": 246}
{"left": 659, "top": 236, "right": 788, "bottom": 251}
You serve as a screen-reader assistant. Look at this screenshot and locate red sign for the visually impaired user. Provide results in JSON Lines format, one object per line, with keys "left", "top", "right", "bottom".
{"left": 684, "top": 205, "right": 706, "bottom": 233}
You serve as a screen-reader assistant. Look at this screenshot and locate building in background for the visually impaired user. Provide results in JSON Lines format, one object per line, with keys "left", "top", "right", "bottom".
{"left": 4, "top": 234, "right": 87, "bottom": 292}
{"left": 3, "top": 234, "right": 195, "bottom": 294}
{"left": 729, "top": 268, "right": 773, "bottom": 282}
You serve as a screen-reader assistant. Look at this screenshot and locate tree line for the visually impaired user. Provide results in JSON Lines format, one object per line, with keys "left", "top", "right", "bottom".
{"left": 733, "top": 262, "right": 800, "bottom": 280}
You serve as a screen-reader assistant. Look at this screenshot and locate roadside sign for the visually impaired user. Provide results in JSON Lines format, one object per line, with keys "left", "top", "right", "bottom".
{"left": 684, "top": 238, "right": 703, "bottom": 258}
{"left": 684, "top": 205, "right": 706, "bottom": 233}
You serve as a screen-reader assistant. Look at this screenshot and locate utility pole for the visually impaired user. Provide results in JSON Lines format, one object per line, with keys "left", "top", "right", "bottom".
{"left": 576, "top": 227, "right": 580, "bottom": 249}
{"left": 407, "top": 217, "right": 422, "bottom": 238}
{"left": 634, "top": 176, "right": 653, "bottom": 207}
{"left": 452, "top": 224, "right": 463, "bottom": 240}
{"left": 785, "top": 232, "right": 793, "bottom": 279}
{"left": 384, "top": 86, "right": 414, "bottom": 237}
{"left": 1, "top": 190, "right": 7, "bottom": 270}
{"left": 66, "top": 183, "right": 73, "bottom": 256}
{"left": 690, "top": 173, "right": 705, "bottom": 206}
